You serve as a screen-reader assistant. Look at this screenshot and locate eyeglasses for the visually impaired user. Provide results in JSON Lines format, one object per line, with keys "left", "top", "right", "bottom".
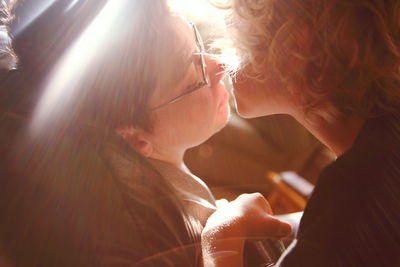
{"left": 149, "top": 22, "right": 209, "bottom": 111}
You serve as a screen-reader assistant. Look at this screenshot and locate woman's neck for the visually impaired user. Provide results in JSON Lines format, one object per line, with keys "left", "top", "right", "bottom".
{"left": 294, "top": 112, "right": 366, "bottom": 157}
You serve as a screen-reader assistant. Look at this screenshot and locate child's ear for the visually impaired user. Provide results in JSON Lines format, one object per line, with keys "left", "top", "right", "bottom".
{"left": 116, "top": 127, "right": 153, "bottom": 157}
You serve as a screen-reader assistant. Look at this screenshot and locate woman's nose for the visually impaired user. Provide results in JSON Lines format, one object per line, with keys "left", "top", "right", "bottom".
{"left": 204, "top": 54, "right": 226, "bottom": 85}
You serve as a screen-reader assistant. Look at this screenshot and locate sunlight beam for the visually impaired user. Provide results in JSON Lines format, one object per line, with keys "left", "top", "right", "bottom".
{"left": 31, "top": 0, "right": 127, "bottom": 132}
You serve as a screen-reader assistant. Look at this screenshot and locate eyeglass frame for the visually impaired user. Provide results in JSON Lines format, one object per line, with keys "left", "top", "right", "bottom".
{"left": 148, "top": 22, "right": 210, "bottom": 111}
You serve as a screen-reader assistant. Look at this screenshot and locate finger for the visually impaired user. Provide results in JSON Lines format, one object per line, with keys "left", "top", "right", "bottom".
{"left": 216, "top": 198, "right": 229, "bottom": 208}
{"left": 235, "top": 193, "right": 273, "bottom": 214}
{"left": 247, "top": 215, "right": 292, "bottom": 238}
{"left": 254, "top": 193, "right": 273, "bottom": 214}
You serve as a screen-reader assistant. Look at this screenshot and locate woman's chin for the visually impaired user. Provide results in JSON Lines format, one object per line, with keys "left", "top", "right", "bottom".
{"left": 234, "top": 100, "right": 254, "bottom": 118}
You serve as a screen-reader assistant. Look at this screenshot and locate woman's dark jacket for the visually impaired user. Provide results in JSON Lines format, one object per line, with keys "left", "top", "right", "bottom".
{"left": 279, "top": 111, "right": 400, "bottom": 266}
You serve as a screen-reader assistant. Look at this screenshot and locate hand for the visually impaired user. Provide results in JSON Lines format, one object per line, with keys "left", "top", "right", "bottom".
{"left": 205, "top": 193, "right": 292, "bottom": 239}
{"left": 215, "top": 198, "right": 229, "bottom": 208}
{"left": 201, "top": 193, "right": 292, "bottom": 267}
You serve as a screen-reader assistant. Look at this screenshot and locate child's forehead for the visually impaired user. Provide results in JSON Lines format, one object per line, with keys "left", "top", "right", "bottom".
{"left": 157, "top": 17, "right": 198, "bottom": 78}
{"left": 148, "top": 17, "right": 199, "bottom": 103}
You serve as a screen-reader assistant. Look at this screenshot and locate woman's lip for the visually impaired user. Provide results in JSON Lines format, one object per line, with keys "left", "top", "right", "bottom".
{"left": 232, "top": 87, "right": 240, "bottom": 99}
{"left": 231, "top": 77, "right": 247, "bottom": 100}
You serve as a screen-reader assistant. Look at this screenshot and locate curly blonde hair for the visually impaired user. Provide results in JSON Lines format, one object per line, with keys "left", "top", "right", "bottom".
{"left": 215, "top": 0, "right": 400, "bottom": 120}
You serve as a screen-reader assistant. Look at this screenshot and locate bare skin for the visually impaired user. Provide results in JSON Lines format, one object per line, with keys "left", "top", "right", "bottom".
{"left": 202, "top": 193, "right": 293, "bottom": 267}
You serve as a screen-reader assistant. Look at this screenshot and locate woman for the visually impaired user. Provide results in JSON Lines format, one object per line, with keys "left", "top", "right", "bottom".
{"left": 0, "top": 0, "right": 290, "bottom": 266}
{"left": 203, "top": 0, "right": 400, "bottom": 266}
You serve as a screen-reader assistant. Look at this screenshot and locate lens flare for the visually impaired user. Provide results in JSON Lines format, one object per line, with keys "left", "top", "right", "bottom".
{"left": 31, "top": 0, "right": 127, "bottom": 132}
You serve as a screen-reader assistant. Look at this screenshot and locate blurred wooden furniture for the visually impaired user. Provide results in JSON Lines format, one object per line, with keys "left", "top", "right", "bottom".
{"left": 185, "top": 113, "right": 335, "bottom": 201}
{"left": 266, "top": 171, "right": 314, "bottom": 214}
